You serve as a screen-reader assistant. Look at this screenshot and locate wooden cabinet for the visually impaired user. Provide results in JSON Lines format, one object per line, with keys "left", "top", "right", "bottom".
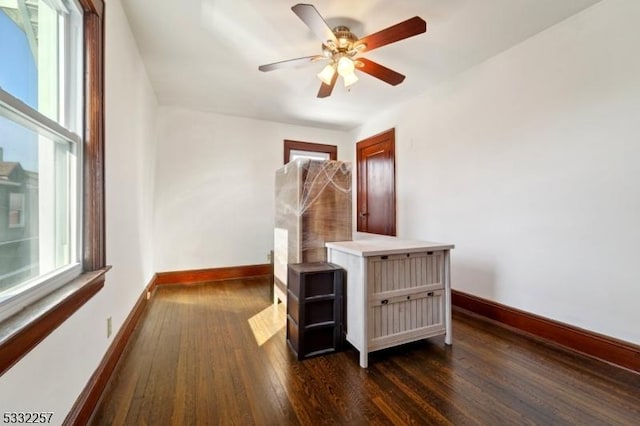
{"left": 286, "top": 262, "right": 344, "bottom": 360}
{"left": 326, "top": 235, "right": 454, "bottom": 368}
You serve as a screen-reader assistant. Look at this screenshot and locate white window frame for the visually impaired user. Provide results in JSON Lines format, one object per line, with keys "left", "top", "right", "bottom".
{"left": 0, "top": 0, "right": 84, "bottom": 321}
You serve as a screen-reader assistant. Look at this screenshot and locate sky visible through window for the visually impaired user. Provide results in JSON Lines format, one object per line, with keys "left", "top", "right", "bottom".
{"left": 0, "top": 8, "right": 38, "bottom": 172}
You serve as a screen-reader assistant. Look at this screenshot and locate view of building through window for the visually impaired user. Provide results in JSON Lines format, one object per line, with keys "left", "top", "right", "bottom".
{"left": 0, "top": 0, "right": 81, "bottom": 308}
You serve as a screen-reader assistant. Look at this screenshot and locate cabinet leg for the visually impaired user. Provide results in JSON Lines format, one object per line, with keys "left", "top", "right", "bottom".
{"left": 444, "top": 249, "right": 453, "bottom": 346}
{"left": 359, "top": 352, "right": 368, "bottom": 368}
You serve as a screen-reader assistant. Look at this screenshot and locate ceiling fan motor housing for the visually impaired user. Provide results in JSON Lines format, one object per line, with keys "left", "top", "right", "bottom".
{"left": 322, "top": 26, "right": 359, "bottom": 58}
{"left": 334, "top": 26, "right": 358, "bottom": 48}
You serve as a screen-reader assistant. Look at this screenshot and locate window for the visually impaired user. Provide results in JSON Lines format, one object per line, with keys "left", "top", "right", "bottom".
{"left": 284, "top": 140, "right": 338, "bottom": 164}
{"left": 290, "top": 149, "right": 330, "bottom": 162}
{"left": 0, "top": 0, "right": 105, "bottom": 376}
{"left": 0, "top": 0, "right": 83, "bottom": 318}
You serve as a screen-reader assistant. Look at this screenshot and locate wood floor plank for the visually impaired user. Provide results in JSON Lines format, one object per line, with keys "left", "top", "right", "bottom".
{"left": 456, "top": 318, "right": 599, "bottom": 424}
{"left": 454, "top": 312, "right": 640, "bottom": 424}
{"left": 90, "top": 277, "right": 640, "bottom": 425}
{"left": 388, "top": 343, "right": 536, "bottom": 425}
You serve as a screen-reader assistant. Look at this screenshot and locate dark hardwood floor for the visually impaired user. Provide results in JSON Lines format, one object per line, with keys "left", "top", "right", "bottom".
{"left": 90, "top": 276, "right": 640, "bottom": 425}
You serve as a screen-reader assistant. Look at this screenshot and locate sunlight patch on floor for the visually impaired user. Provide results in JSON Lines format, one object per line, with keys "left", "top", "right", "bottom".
{"left": 248, "top": 302, "right": 286, "bottom": 346}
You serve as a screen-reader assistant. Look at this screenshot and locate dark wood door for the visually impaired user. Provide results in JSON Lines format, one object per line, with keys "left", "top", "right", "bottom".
{"left": 356, "top": 129, "right": 396, "bottom": 236}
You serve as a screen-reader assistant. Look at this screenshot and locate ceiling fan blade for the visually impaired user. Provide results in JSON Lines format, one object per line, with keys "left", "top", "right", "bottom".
{"left": 259, "top": 55, "right": 325, "bottom": 72}
{"left": 357, "top": 58, "right": 405, "bottom": 86}
{"left": 356, "top": 16, "right": 426, "bottom": 53}
{"left": 317, "top": 71, "right": 338, "bottom": 98}
{"left": 291, "top": 3, "right": 338, "bottom": 45}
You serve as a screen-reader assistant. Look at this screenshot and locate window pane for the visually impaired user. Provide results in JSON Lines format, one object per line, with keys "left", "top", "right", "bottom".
{"left": 290, "top": 149, "right": 331, "bottom": 162}
{"left": 0, "top": 0, "right": 83, "bottom": 131}
{"left": 0, "top": 4, "right": 37, "bottom": 109}
{"left": 0, "top": 113, "right": 76, "bottom": 300}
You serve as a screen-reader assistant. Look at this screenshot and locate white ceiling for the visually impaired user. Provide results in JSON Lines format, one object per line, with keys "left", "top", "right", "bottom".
{"left": 120, "top": 0, "right": 601, "bottom": 131}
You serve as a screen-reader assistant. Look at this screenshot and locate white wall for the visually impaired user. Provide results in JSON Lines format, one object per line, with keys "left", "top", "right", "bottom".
{"left": 0, "top": 0, "right": 158, "bottom": 423}
{"left": 3, "top": 0, "right": 637, "bottom": 421}
{"left": 153, "top": 107, "right": 352, "bottom": 272}
{"left": 352, "top": 0, "right": 640, "bottom": 344}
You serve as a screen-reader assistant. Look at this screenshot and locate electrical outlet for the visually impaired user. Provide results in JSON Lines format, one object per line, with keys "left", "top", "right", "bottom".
{"left": 107, "top": 316, "right": 112, "bottom": 338}
{"left": 267, "top": 252, "right": 272, "bottom": 262}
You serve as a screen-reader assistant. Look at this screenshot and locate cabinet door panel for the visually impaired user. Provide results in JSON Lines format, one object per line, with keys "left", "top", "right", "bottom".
{"left": 369, "top": 290, "right": 445, "bottom": 346}
{"left": 367, "top": 251, "right": 444, "bottom": 295}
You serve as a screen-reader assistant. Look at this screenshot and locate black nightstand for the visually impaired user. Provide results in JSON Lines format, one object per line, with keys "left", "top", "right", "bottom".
{"left": 286, "top": 262, "right": 344, "bottom": 360}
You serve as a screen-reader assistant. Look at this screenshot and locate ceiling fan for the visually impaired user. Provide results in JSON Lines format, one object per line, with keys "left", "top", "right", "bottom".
{"left": 258, "top": 3, "right": 427, "bottom": 98}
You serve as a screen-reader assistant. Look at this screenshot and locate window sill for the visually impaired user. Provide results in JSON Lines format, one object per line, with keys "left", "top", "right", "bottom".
{"left": 0, "top": 266, "right": 111, "bottom": 376}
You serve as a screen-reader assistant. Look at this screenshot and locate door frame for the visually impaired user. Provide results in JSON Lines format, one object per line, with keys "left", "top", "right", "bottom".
{"left": 356, "top": 128, "right": 396, "bottom": 236}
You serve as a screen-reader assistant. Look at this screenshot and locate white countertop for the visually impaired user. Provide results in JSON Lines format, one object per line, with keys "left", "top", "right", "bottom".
{"left": 326, "top": 233, "right": 454, "bottom": 257}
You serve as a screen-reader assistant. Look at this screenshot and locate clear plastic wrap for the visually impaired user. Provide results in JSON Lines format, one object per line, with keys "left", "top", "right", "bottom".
{"left": 274, "top": 159, "right": 352, "bottom": 296}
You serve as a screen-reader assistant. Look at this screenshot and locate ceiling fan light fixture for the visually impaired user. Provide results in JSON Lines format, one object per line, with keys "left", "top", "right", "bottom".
{"left": 317, "top": 63, "right": 336, "bottom": 85}
{"left": 342, "top": 70, "right": 358, "bottom": 87}
{"left": 337, "top": 56, "right": 355, "bottom": 77}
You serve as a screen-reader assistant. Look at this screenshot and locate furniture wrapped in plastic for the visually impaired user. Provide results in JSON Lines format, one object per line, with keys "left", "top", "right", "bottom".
{"left": 273, "top": 159, "right": 352, "bottom": 305}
